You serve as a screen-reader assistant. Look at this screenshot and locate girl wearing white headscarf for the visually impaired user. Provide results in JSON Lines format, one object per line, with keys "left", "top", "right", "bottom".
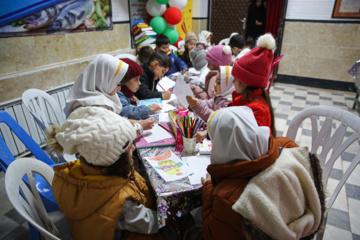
{"left": 201, "top": 106, "right": 325, "bottom": 240}
{"left": 65, "top": 54, "right": 129, "bottom": 117}
{"left": 186, "top": 66, "right": 234, "bottom": 122}
{"left": 65, "top": 54, "right": 155, "bottom": 133}
{"left": 198, "top": 30, "right": 213, "bottom": 49}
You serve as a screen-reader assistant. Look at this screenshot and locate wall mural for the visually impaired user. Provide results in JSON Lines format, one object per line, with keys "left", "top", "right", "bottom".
{"left": 0, "top": 0, "right": 112, "bottom": 37}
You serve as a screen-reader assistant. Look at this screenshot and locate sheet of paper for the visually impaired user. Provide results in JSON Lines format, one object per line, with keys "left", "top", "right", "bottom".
{"left": 142, "top": 124, "right": 173, "bottom": 143}
{"left": 188, "top": 67, "right": 200, "bottom": 75}
{"left": 173, "top": 75, "right": 195, "bottom": 108}
{"left": 161, "top": 103, "right": 176, "bottom": 113}
{"left": 145, "top": 150, "right": 193, "bottom": 182}
{"left": 156, "top": 76, "right": 176, "bottom": 92}
{"left": 159, "top": 112, "right": 171, "bottom": 122}
{"left": 182, "top": 155, "right": 211, "bottom": 185}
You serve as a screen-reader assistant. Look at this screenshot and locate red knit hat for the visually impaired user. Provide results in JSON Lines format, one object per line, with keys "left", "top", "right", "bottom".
{"left": 231, "top": 33, "right": 275, "bottom": 88}
{"left": 120, "top": 58, "right": 143, "bottom": 79}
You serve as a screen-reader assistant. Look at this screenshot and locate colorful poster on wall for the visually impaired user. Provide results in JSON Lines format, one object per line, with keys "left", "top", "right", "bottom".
{"left": 176, "top": 0, "right": 193, "bottom": 40}
{"left": 0, "top": 0, "right": 112, "bottom": 37}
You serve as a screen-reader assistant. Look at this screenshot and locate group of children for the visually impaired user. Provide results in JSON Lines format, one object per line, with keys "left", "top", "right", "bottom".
{"left": 46, "top": 31, "right": 326, "bottom": 240}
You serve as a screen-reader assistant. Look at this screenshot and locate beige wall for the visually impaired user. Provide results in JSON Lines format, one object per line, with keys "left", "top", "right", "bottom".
{"left": 192, "top": 19, "right": 208, "bottom": 37}
{"left": 0, "top": 24, "right": 134, "bottom": 103}
{"left": 279, "top": 21, "right": 360, "bottom": 83}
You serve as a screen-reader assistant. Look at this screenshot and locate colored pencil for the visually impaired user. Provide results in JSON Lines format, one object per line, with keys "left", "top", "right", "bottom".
{"left": 176, "top": 120, "right": 185, "bottom": 137}
{"left": 158, "top": 123, "right": 173, "bottom": 135}
{"left": 191, "top": 119, "right": 202, "bottom": 138}
{"left": 158, "top": 83, "right": 166, "bottom": 91}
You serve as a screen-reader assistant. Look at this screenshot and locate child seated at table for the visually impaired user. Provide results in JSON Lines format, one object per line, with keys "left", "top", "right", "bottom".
{"left": 136, "top": 45, "right": 154, "bottom": 65}
{"left": 64, "top": 53, "right": 154, "bottom": 134}
{"left": 186, "top": 66, "right": 234, "bottom": 121}
{"left": 229, "top": 33, "right": 276, "bottom": 136}
{"left": 198, "top": 30, "right": 214, "bottom": 49}
{"left": 117, "top": 58, "right": 161, "bottom": 120}
{"left": 190, "top": 48, "right": 209, "bottom": 87}
{"left": 191, "top": 45, "right": 232, "bottom": 100}
{"left": 135, "top": 51, "right": 172, "bottom": 100}
{"left": 155, "top": 34, "right": 188, "bottom": 76}
{"left": 49, "top": 107, "right": 164, "bottom": 240}
{"left": 201, "top": 106, "right": 325, "bottom": 240}
{"left": 178, "top": 32, "right": 198, "bottom": 68}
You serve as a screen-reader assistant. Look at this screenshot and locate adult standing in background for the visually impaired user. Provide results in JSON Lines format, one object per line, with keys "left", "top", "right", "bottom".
{"left": 246, "top": 0, "right": 266, "bottom": 41}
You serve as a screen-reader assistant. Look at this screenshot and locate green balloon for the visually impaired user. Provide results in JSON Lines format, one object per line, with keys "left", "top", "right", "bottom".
{"left": 150, "top": 16, "right": 167, "bottom": 34}
{"left": 156, "top": 0, "right": 169, "bottom": 4}
{"left": 163, "top": 28, "right": 179, "bottom": 44}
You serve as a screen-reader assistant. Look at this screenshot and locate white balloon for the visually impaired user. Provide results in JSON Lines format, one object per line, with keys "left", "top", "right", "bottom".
{"left": 167, "top": 23, "right": 177, "bottom": 29}
{"left": 146, "top": 0, "right": 167, "bottom": 17}
{"left": 169, "top": 0, "right": 188, "bottom": 10}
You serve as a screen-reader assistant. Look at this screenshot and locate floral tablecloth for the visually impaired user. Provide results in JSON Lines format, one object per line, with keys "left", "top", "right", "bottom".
{"left": 138, "top": 146, "right": 203, "bottom": 228}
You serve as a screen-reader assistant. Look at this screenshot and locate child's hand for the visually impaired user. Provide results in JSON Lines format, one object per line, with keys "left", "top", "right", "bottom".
{"left": 139, "top": 118, "right": 154, "bottom": 130}
{"left": 201, "top": 173, "right": 211, "bottom": 185}
{"left": 194, "top": 130, "right": 207, "bottom": 143}
{"left": 186, "top": 95, "right": 198, "bottom": 107}
{"left": 190, "top": 85, "right": 197, "bottom": 90}
{"left": 162, "top": 91, "right": 171, "bottom": 100}
{"left": 130, "top": 96, "right": 139, "bottom": 104}
{"left": 149, "top": 105, "right": 162, "bottom": 113}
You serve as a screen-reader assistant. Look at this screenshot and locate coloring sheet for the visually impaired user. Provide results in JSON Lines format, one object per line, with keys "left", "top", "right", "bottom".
{"left": 142, "top": 124, "right": 173, "bottom": 143}
{"left": 145, "top": 150, "right": 193, "bottom": 182}
{"left": 182, "top": 155, "right": 211, "bottom": 185}
{"left": 173, "top": 75, "right": 195, "bottom": 108}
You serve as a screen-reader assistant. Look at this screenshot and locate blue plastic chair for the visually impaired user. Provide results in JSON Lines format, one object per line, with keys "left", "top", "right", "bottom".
{"left": 0, "top": 111, "right": 59, "bottom": 212}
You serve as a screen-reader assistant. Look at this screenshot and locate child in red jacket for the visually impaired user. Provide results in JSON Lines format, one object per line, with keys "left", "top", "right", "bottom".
{"left": 229, "top": 33, "right": 277, "bottom": 136}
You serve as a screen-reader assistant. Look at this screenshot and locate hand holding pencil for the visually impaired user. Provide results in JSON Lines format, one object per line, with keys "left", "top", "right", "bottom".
{"left": 162, "top": 91, "right": 171, "bottom": 100}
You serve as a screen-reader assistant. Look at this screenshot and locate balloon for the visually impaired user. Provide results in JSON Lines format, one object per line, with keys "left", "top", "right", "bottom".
{"left": 164, "top": 7, "right": 182, "bottom": 25}
{"left": 169, "top": 0, "right": 188, "bottom": 10}
{"left": 146, "top": 0, "right": 167, "bottom": 17}
{"left": 150, "top": 16, "right": 167, "bottom": 34}
{"left": 156, "top": 0, "right": 169, "bottom": 4}
{"left": 163, "top": 28, "right": 179, "bottom": 44}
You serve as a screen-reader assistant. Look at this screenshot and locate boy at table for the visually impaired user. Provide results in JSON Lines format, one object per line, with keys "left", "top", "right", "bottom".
{"left": 201, "top": 106, "right": 325, "bottom": 240}
{"left": 155, "top": 34, "right": 188, "bottom": 76}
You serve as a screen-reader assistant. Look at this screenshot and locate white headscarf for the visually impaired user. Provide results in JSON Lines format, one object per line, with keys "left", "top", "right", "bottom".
{"left": 217, "top": 66, "right": 235, "bottom": 97}
{"left": 65, "top": 54, "right": 129, "bottom": 117}
{"left": 208, "top": 106, "right": 270, "bottom": 164}
{"left": 199, "top": 30, "right": 212, "bottom": 43}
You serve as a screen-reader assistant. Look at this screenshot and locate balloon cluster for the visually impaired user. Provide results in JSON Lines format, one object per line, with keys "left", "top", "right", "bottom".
{"left": 147, "top": 0, "right": 188, "bottom": 44}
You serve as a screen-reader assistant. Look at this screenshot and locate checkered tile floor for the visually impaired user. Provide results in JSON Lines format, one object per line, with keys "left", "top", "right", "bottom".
{"left": 0, "top": 82, "right": 359, "bottom": 239}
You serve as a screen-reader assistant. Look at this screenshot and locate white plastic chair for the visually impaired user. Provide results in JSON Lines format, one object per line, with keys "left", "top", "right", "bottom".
{"left": 286, "top": 105, "right": 360, "bottom": 208}
{"left": 22, "top": 89, "right": 76, "bottom": 162}
{"left": 5, "top": 158, "right": 66, "bottom": 240}
{"left": 218, "top": 38, "right": 229, "bottom": 45}
{"left": 114, "top": 53, "right": 137, "bottom": 61}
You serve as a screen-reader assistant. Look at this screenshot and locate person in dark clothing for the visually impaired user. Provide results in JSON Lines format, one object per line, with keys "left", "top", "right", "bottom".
{"left": 135, "top": 51, "right": 172, "bottom": 100}
{"left": 178, "top": 32, "right": 198, "bottom": 68}
{"left": 246, "top": 0, "right": 266, "bottom": 41}
{"left": 155, "top": 34, "right": 188, "bottom": 76}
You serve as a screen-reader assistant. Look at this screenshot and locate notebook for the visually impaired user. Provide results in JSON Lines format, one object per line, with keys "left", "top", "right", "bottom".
{"left": 135, "top": 123, "right": 176, "bottom": 149}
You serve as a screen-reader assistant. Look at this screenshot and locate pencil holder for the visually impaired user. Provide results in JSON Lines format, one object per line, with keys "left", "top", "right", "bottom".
{"left": 182, "top": 137, "right": 196, "bottom": 155}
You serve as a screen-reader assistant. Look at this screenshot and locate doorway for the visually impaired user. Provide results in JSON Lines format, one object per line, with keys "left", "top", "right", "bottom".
{"left": 209, "top": 0, "right": 250, "bottom": 45}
